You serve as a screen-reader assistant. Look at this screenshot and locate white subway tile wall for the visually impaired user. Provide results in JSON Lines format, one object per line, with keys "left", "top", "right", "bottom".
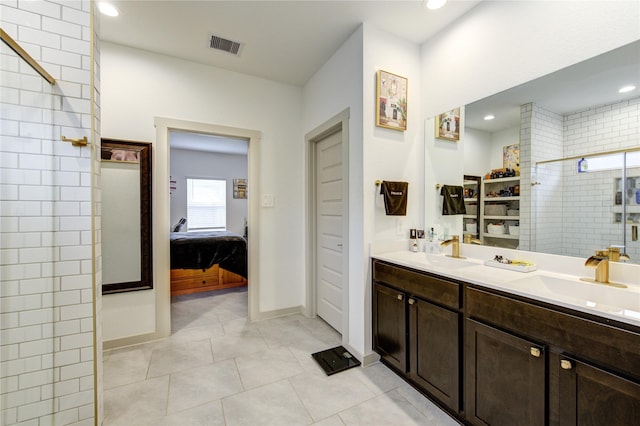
{"left": 0, "top": 1, "right": 100, "bottom": 426}
{"left": 562, "top": 97, "right": 640, "bottom": 261}
{"left": 522, "top": 97, "right": 640, "bottom": 260}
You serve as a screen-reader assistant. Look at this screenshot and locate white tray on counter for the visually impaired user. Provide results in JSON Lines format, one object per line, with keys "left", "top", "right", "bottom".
{"left": 484, "top": 259, "right": 537, "bottom": 273}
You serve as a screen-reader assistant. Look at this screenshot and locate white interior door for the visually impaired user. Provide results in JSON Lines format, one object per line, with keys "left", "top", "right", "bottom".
{"left": 315, "top": 130, "right": 344, "bottom": 333}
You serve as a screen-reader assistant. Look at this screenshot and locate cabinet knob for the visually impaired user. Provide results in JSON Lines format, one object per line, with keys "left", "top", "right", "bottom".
{"left": 397, "top": 294, "right": 404, "bottom": 301}
{"left": 408, "top": 298, "right": 415, "bottom": 305}
{"left": 560, "top": 359, "right": 573, "bottom": 370}
{"left": 530, "top": 347, "right": 542, "bottom": 358}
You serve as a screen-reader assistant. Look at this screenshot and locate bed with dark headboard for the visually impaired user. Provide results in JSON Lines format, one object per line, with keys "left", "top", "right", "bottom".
{"left": 169, "top": 231, "right": 247, "bottom": 296}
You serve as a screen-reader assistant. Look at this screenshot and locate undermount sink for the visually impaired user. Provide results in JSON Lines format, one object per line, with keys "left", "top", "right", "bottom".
{"left": 423, "top": 254, "right": 479, "bottom": 269}
{"left": 508, "top": 274, "right": 640, "bottom": 314}
{"left": 382, "top": 251, "right": 479, "bottom": 270}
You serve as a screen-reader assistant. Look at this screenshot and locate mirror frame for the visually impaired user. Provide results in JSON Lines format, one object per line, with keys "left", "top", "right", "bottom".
{"left": 101, "top": 138, "right": 153, "bottom": 294}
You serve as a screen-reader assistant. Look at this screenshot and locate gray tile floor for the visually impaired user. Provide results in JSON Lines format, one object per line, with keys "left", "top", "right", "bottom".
{"left": 103, "top": 287, "right": 458, "bottom": 425}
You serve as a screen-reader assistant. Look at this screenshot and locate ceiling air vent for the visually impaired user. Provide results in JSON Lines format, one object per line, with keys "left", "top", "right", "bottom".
{"left": 210, "top": 35, "right": 242, "bottom": 56}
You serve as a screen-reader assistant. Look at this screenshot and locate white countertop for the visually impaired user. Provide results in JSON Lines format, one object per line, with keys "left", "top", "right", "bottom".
{"left": 371, "top": 242, "right": 640, "bottom": 329}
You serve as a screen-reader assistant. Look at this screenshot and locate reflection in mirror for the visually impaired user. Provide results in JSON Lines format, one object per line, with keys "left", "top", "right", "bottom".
{"left": 462, "top": 40, "right": 639, "bottom": 263}
{"left": 101, "top": 139, "right": 153, "bottom": 293}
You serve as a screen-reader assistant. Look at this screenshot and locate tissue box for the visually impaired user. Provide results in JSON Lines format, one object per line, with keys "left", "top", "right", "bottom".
{"left": 485, "top": 204, "right": 507, "bottom": 216}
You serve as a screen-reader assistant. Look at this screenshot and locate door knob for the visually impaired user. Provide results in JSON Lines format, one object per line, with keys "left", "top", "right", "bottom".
{"left": 530, "top": 347, "right": 541, "bottom": 358}
{"left": 397, "top": 294, "right": 404, "bottom": 301}
{"left": 408, "top": 298, "right": 415, "bottom": 305}
{"left": 560, "top": 359, "right": 573, "bottom": 370}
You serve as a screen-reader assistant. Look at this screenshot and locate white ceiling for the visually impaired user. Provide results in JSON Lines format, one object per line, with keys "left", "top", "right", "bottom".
{"left": 99, "top": 0, "right": 481, "bottom": 87}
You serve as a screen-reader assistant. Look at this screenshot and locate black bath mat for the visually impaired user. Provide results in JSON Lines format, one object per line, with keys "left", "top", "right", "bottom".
{"left": 311, "top": 346, "right": 361, "bottom": 376}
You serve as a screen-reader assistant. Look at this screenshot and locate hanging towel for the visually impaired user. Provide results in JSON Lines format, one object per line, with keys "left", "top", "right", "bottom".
{"left": 440, "top": 185, "right": 466, "bottom": 215}
{"left": 380, "top": 181, "right": 408, "bottom": 216}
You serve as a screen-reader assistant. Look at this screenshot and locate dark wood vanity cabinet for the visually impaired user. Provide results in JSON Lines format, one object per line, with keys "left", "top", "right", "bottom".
{"left": 372, "top": 281, "right": 407, "bottom": 373}
{"left": 409, "top": 296, "right": 460, "bottom": 411}
{"left": 465, "top": 319, "right": 546, "bottom": 426}
{"left": 372, "top": 258, "right": 640, "bottom": 426}
{"left": 557, "top": 354, "right": 640, "bottom": 425}
{"left": 466, "top": 285, "right": 640, "bottom": 426}
{"left": 372, "top": 260, "right": 461, "bottom": 413}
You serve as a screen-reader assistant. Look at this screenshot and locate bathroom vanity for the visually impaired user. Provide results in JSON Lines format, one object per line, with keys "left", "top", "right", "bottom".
{"left": 371, "top": 249, "right": 640, "bottom": 426}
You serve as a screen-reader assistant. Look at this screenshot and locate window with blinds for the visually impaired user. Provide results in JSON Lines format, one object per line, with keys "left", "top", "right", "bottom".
{"left": 186, "top": 178, "right": 226, "bottom": 231}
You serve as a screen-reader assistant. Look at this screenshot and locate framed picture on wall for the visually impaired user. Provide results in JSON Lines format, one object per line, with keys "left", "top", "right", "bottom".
{"left": 376, "top": 70, "right": 407, "bottom": 131}
{"left": 503, "top": 144, "right": 520, "bottom": 173}
{"left": 233, "top": 178, "right": 247, "bottom": 199}
{"left": 435, "top": 108, "right": 461, "bottom": 141}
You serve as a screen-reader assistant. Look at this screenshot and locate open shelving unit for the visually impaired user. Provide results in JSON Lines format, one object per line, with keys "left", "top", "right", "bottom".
{"left": 463, "top": 175, "right": 481, "bottom": 239}
{"left": 480, "top": 176, "right": 520, "bottom": 248}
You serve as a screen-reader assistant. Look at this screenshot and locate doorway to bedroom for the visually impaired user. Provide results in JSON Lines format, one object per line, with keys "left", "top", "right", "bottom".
{"left": 164, "top": 122, "right": 257, "bottom": 335}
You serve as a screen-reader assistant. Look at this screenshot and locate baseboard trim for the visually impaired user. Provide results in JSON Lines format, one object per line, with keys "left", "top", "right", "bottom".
{"left": 255, "top": 305, "right": 304, "bottom": 321}
{"left": 103, "top": 332, "right": 168, "bottom": 350}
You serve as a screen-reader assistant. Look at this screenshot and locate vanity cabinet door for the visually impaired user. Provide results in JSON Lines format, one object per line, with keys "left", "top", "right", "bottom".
{"left": 465, "top": 319, "right": 546, "bottom": 426}
{"left": 372, "top": 282, "right": 407, "bottom": 372}
{"left": 409, "top": 296, "right": 460, "bottom": 412}
{"left": 558, "top": 355, "right": 640, "bottom": 425}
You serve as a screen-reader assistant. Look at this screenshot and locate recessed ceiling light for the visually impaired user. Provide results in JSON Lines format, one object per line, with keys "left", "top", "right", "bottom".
{"left": 424, "top": 0, "right": 447, "bottom": 10}
{"left": 618, "top": 85, "right": 636, "bottom": 93}
{"left": 484, "top": 114, "right": 495, "bottom": 121}
{"left": 99, "top": 2, "right": 119, "bottom": 17}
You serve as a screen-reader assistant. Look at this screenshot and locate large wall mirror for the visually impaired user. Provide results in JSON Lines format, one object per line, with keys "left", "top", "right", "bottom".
{"left": 459, "top": 40, "right": 639, "bottom": 264}
{"left": 101, "top": 139, "right": 153, "bottom": 293}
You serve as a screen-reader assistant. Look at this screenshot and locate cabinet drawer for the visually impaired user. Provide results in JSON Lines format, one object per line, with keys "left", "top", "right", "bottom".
{"left": 373, "top": 260, "right": 460, "bottom": 309}
{"left": 466, "top": 286, "right": 640, "bottom": 380}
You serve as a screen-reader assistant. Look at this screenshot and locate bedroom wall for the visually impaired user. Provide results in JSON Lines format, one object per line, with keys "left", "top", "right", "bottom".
{"left": 169, "top": 148, "right": 248, "bottom": 236}
{"left": 101, "top": 42, "right": 304, "bottom": 342}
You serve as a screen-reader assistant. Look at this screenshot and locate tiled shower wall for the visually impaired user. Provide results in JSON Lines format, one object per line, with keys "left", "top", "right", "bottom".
{"left": 526, "top": 97, "right": 640, "bottom": 260}
{"left": 522, "top": 103, "right": 564, "bottom": 255}
{"left": 562, "top": 96, "right": 640, "bottom": 260}
{"left": 0, "top": 1, "right": 100, "bottom": 425}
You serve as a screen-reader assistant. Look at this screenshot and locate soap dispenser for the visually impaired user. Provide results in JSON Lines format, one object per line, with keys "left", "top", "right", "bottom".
{"left": 410, "top": 229, "right": 418, "bottom": 252}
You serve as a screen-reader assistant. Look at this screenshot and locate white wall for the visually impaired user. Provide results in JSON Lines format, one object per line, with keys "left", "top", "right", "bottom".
{"left": 489, "top": 127, "right": 520, "bottom": 171}
{"left": 303, "top": 26, "right": 365, "bottom": 356}
{"left": 361, "top": 25, "right": 423, "bottom": 358}
{"left": 463, "top": 128, "right": 491, "bottom": 178}
{"left": 101, "top": 42, "right": 304, "bottom": 342}
{"left": 169, "top": 148, "right": 248, "bottom": 236}
{"left": 420, "top": 1, "right": 640, "bottom": 118}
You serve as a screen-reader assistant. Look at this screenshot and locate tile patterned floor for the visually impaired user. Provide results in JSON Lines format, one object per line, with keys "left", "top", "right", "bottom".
{"left": 103, "top": 288, "right": 459, "bottom": 426}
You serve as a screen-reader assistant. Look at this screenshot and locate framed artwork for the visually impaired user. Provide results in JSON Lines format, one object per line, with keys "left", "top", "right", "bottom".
{"left": 435, "top": 108, "right": 461, "bottom": 141}
{"left": 503, "top": 144, "right": 520, "bottom": 173}
{"left": 376, "top": 70, "right": 407, "bottom": 131}
{"left": 233, "top": 178, "right": 247, "bottom": 199}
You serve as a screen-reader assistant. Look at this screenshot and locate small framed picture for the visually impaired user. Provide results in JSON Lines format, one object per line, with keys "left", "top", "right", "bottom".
{"left": 435, "top": 108, "right": 461, "bottom": 141}
{"left": 233, "top": 178, "right": 247, "bottom": 199}
{"left": 503, "top": 144, "right": 520, "bottom": 173}
{"left": 376, "top": 70, "right": 407, "bottom": 131}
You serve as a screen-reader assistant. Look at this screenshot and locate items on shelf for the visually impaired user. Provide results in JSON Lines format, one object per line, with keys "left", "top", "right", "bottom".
{"left": 484, "top": 167, "right": 518, "bottom": 180}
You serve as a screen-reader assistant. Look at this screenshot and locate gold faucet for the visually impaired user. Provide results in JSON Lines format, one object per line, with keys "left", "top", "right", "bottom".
{"left": 441, "top": 235, "right": 462, "bottom": 258}
{"left": 463, "top": 234, "right": 482, "bottom": 245}
{"left": 581, "top": 248, "right": 628, "bottom": 288}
